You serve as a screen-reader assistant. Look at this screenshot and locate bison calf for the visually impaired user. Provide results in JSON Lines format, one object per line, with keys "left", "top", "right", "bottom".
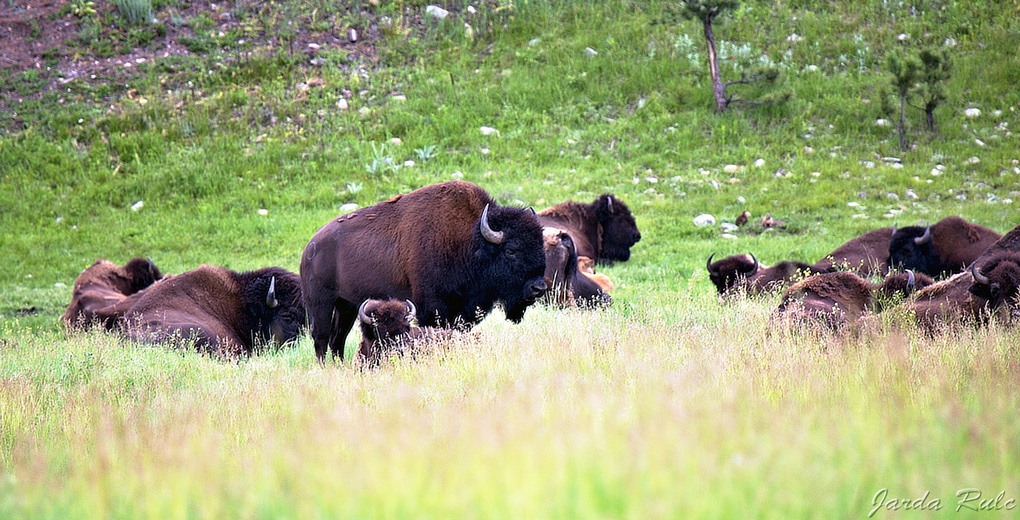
{"left": 542, "top": 227, "right": 611, "bottom": 308}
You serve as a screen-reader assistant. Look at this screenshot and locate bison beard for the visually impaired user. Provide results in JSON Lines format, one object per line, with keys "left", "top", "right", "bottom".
{"left": 300, "top": 181, "right": 548, "bottom": 361}
{"left": 120, "top": 265, "right": 304, "bottom": 357}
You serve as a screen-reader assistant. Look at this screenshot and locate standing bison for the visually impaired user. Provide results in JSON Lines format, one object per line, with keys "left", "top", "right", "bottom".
{"left": 538, "top": 193, "right": 641, "bottom": 266}
{"left": 301, "top": 181, "right": 548, "bottom": 361}
{"left": 62, "top": 257, "right": 164, "bottom": 330}
{"left": 120, "top": 265, "right": 304, "bottom": 357}
{"left": 888, "top": 216, "right": 1001, "bottom": 277}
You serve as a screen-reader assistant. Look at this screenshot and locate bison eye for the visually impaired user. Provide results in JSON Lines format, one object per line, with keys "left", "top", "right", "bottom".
{"left": 505, "top": 249, "right": 517, "bottom": 259}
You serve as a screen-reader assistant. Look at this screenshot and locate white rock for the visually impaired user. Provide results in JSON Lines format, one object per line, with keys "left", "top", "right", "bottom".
{"left": 404, "top": 160, "right": 416, "bottom": 167}
{"left": 693, "top": 214, "right": 716, "bottom": 227}
{"left": 480, "top": 126, "right": 499, "bottom": 136}
{"left": 721, "top": 223, "right": 738, "bottom": 233}
{"left": 897, "top": 33, "right": 909, "bottom": 41}
{"left": 585, "top": 47, "right": 598, "bottom": 57}
{"left": 258, "top": 208, "right": 268, "bottom": 216}
{"left": 645, "top": 176, "right": 658, "bottom": 184}
{"left": 336, "top": 98, "right": 349, "bottom": 110}
{"left": 754, "top": 158, "right": 765, "bottom": 168}
{"left": 425, "top": 5, "right": 449, "bottom": 19}
{"left": 721, "top": 233, "right": 739, "bottom": 240}
{"left": 906, "top": 189, "right": 919, "bottom": 200}
{"left": 964, "top": 108, "right": 981, "bottom": 118}
{"left": 968, "top": 156, "right": 981, "bottom": 164}
{"left": 975, "top": 138, "right": 985, "bottom": 146}
{"left": 390, "top": 137, "right": 402, "bottom": 145}
{"left": 723, "top": 164, "right": 742, "bottom": 174}
{"left": 875, "top": 118, "right": 890, "bottom": 127}
{"left": 451, "top": 171, "right": 464, "bottom": 179}
{"left": 54, "top": 282, "right": 66, "bottom": 288}
{"left": 467, "top": 6, "right": 477, "bottom": 14}
{"left": 130, "top": 201, "right": 144, "bottom": 211}
{"left": 737, "top": 196, "right": 746, "bottom": 204}
{"left": 340, "top": 203, "right": 359, "bottom": 212}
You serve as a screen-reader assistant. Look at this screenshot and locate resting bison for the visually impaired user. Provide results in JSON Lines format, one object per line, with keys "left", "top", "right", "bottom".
{"left": 903, "top": 252, "right": 1020, "bottom": 332}
{"left": 707, "top": 253, "right": 821, "bottom": 296}
{"left": 773, "top": 270, "right": 929, "bottom": 330}
{"left": 62, "top": 257, "right": 163, "bottom": 330}
{"left": 889, "top": 216, "right": 1001, "bottom": 277}
{"left": 301, "top": 181, "right": 548, "bottom": 361}
{"left": 120, "top": 265, "right": 304, "bottom": 357}
{"left": 813, "top": 227, "right": 893, "bottom": 277}
{"left": 542, "top": 227, "right": 611, "bottom": 308}
{"left": 537, "top": 194, "right": 641, "bottom": 266}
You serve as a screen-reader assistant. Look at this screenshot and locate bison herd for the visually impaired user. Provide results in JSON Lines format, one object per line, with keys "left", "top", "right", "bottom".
{"left": 712, "top": 216, "right": 1020, "bottom": 333}
{"left": 61, "top": 181, "right": 639, "bottom": 362}
{"left": 60, "top": 180, "right": 1019, "bottom": 361}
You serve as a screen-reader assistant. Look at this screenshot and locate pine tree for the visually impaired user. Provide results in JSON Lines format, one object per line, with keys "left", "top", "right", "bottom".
{"left": 886, "top": 51, "right": 921, "bottom": 149}
{"left": 913, "top": 49, "right": 952, "bottom": 135}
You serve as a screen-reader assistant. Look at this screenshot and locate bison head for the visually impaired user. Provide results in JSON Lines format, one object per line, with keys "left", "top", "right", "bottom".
{"left": 542, "top": 227, "right": 577, "bottom": 306}
{"left": 594, "top": 194, "right": 641, "bottom": 265}
{"left": 888, "top": 222, "right": 940, "bottom": 276}
{"left": 240, "top": 267, "right": 305, "bottom": 348}
{"left": 358, "top": 298, "right": 417, "bottom": 363}
{"left": 707, "top": 253, "right": 760, "bottom": 295}
{"left": 475, "top": 204, "right": 548, "bottom": 322}
{"left": 122, "top": 257, "right": 164, "bottom": 293}
{"left": 968, "top": 253, "right": 1020, "bottom": 311}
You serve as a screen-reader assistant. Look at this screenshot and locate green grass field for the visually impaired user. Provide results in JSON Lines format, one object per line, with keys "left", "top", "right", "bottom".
{"left": 2, "top": 0, "right": 1019, "bottom": 517}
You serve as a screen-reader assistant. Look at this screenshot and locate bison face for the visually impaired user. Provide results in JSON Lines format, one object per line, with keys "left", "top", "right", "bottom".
{"left": 542, "top": 227, "right": 576, "bottom": 305}
{"left": 707, "top": 253, "right": 760, "bottom": 295}
{"left": 244, "top": 269, "right": 306, "bottom": 348}
{"left": 968, "top": 253, "right": 1020, "bottom": 311}
{"left": 359, "top": 299, "right": 417, "bottom": 363}
{"left": 476, "top": 205, "right": 548, "bottom": 323}
{"left": 595, "top": 194, "right": 641, "bottom": 265}
{"left": 123, "top": 257, "right": 164, "bottom": 293}
{"left": 888, "top": 224, "right": 939, "bottom": 276}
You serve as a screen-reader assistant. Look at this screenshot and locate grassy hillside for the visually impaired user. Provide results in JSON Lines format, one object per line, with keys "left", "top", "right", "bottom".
{"left": 1, "top": 0, "right": 1019, "bottom": 517}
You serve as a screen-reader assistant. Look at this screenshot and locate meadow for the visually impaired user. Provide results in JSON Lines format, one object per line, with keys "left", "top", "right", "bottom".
{"left": 1, "top": 0, "right": 1019, "bottom": 517}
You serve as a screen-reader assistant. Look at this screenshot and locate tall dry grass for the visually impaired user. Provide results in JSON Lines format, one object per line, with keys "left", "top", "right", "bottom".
{"left": 2, "top": 296, "right": 1018, "bottom": 518}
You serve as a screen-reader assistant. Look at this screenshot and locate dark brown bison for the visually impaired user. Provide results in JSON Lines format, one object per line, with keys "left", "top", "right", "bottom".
{"left": 537, "top": 194, "right": 641, "bottom": 266}
{"left": 707, "top": 253, "right": 821, "bottom": 296}
{"left": 813, "top": 227, "right": 893, "bottom": 277}
{"left": 902, "top": 253, "right": 1020, "bottom": 332}
{"left": 889, "top": 216, "right": 1001, "bottom": 277}
{"left": 300, "top": 181, "right": 548, "bottom": 361}
{"left": 357, "top": 298, "right": 420, "bottom": 365}
{"left": 773, "top": 270, "right": 929, "bottom": 330}
{"left": 61, "top": 257, "right": 164, "bottom": 330}
{"left": 541, "top": 227, "right": 611, "bottom": 308}
{"left": 120, "top": 265, "right": 304, "bottom": 357}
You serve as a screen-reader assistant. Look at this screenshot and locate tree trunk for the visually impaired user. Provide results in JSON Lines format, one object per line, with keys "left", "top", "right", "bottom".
{"left": 703, "top": 13, "right": 727, "bottom": 113}
{"left": 925, "top": 107, "right": 937, "bottom": 135}
{"left": 898, "top": 95, "right": 907, "bottom": 149}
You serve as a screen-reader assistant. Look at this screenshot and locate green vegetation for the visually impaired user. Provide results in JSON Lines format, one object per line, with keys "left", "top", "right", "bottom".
{"left": 1, "top": 0, "right": 1019, "bottom": 517}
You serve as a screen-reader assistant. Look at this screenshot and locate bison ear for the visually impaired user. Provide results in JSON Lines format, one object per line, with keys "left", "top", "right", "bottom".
{"left": 266, "top": 276, "right": 278, "bottom": 309}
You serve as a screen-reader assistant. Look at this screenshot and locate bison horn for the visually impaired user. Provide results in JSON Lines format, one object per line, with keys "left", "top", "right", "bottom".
{"left": 706, "top": 253, "right": 717, "bottom": 274}
{"left": 746, "top": 253, "right": 760, "bottom": 274}
{"left": 914, "top": 222, "right": 932, "bottom": 245}
{"left": 266, "top": 276, "right": 278, "bottom": 309}
{"left": 607, "top": 196, "right": 614, "bottom": 214}
{"left": 358, "top": 300, "right": 373, "bottom": 324}
{"left": 891, "top": 223, "right": 897, "bottom": 237}
{"left": 405, "top": 299, "right": 417, "bottom": 322}
{"left": 480, "top": 204, "right": 505, "bottom": 244}
{"left": 905, "top": 269, "right": 915, "bottom": 291}
{"left": 971, "top": 264, "right": 991, "bottom": 286}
